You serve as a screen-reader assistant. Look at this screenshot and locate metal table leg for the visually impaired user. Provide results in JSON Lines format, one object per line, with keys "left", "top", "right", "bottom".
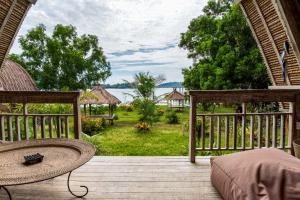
{"left": 67, "top": 171, "right": 89, "bottom": 198}
{"left": 0, "top": 186, "right": 12, "bottom": 200}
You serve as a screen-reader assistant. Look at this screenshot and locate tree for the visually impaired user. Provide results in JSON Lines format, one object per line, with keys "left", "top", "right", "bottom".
{"left": 10, "top": 24, "right": 111, "bottom": 90}
{"left": 179, "top": 0, "right": 270, "bottom": 90}
{"left": 125, "top": 72, "right": 165, "bottom": 100}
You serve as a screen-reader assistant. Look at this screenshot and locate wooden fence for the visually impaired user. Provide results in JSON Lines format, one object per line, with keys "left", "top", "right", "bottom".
{"left": 0, "top": 91, "right": 81, "bottom": 142}
{"left": 189, "top": 89, "right": 300, "bottom": 163}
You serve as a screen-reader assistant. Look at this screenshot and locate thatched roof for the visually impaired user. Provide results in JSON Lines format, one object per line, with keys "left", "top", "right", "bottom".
{"left": 0, "top": 59, "right": 37, "bottom": 91}
{"left": 238, "top": 0, "right": 300, "bottom": 87}
{"left": 81, "top": 85, "right": 121, "bottom": 105}
{"left": 165, "top": 89, "right": 185, "bottom": 101}
{"left": 0, "top": 0, "right": 37, "bottom": 68}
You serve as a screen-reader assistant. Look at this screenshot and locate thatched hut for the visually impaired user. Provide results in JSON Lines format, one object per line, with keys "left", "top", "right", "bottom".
{"left": 165, "top": 88, "right": 185, "bottom": 110}
{"left": 80, "top": 85, "right": 121, "bottom": 124}
{"left": 0, "top": 59, "right": 37, "bottom": 91}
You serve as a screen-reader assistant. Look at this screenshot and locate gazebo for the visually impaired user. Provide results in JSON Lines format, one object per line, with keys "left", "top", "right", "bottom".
{"left": 80, "top": 84, "right": 121, "bottom": 124}
{"left": 165, "top": 88, "right": 185, "bottom": 110}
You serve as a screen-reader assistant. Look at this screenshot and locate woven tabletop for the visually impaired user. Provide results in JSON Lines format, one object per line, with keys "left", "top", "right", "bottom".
{"left": 0, "top": 139, "right": 95, "bottom": 186}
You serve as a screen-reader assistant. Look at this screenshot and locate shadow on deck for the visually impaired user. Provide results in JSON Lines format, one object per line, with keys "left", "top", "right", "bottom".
{"left": 0, "top": 156, "right": 221, "bottom": 200}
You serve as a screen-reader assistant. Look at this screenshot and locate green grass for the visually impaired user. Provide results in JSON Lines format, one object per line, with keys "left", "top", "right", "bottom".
{"left": 88, "top": 106, "right": 190, "bottom": 156}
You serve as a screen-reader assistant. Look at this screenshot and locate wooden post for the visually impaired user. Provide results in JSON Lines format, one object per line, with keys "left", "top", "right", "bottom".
{"left": 89, "top": 104, "right": 92, "bottom": 116}
{"left": 74, "top": 96, "right": 81, "bottom": 139}
{"left": 288, "top": 102, "right": 295, "bottom": 155}
{"left": 23, "top": 103, "right": 29, "bottom": 140}
{"left": 189, "top": 96, "right": 196, "bottom": 163}
{"left": 241, "top": 103, "right": 246, "bottom": 150}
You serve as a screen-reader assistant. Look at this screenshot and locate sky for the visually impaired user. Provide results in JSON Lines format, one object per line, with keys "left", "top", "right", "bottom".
{"left": 11, "top": 0, "right": 207, "bottom": 84}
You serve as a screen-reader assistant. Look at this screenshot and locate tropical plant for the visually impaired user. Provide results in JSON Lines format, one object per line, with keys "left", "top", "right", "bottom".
{"left": 124, "top": 72, "right": 165, "bottom": 101}
{"left": 165, "top": 110, "right": 179, "bottom": 124}
{"left": 134, "top": 99, "right": 160, "bottom": 126}
{"left": 10, "top": 24, "right": 111, "bottom": 90}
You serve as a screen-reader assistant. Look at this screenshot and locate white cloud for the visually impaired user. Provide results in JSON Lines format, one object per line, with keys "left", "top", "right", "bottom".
{"left": 11, "top": 0, "right": 207, "bottom": 84}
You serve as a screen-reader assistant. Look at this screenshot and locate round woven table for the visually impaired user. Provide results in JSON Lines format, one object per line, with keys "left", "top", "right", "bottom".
{"left": 0, "top": 139, "right": 96, "bottom": 200}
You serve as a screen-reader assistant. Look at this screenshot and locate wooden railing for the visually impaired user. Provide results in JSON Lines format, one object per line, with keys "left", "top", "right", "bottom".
{"left": 0, "top": 91, "right": 81, "bottom": 142}
{"left": 189, "top": 89, "right": 300, "bottom": 163}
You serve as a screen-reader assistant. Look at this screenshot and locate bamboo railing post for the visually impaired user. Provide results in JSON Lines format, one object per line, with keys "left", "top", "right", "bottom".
{"left": 189, "top": 96, "right": 196, "bottom": 163}
{"left": 233, "top": 116, "right": 237, "bottom": 149}
{"left": 16, "top": 116, "right": 21, "bottom": 141}
{"left": 250, "top": 115, "right": 254, "bottom": 149}
{"left": 225, "top": 116, "right": 229, "bottom": 149}
{"left": 41, "top": 116, "right": 45, "bottom": 139}
{"left": 23, "top": 103, "right": 29, "bottom": 140}
{"left": 288, "top": 102, "right": 295, "bottom": 154}
{"left": 210, "top": 116, "right": 214, "bottom": 149}
{"left": 0, "top": 116, "right": 4, "bottom": 141}
{"left": 280, "top": 114, "right": 285, "bottom": 149}
{"left": 217, "top": 116, "right": 221, "bottom": 149}
{"left": 65, "top": 116, "right": 69, "bottom": 139}
{"left": 241, "top": 103, "right": 246, "bottom": 149}
{"left": 73, "top": 95, "right": 81, "bottom": 139}
{"left": 201, "top": 116, "right": 205, "bottom": 149}
{"left": 49, "top": 116, "right": 53, "bottom": 139}
{"left": 272, "top": 115, "right": 277, "bottom": 148}
{"left": 33, "top": 116, "right": 38, "bottom": 139}
{"left": 258, "top": 115, "right": 262, "bottom": 148}
{"left": 57, "top": 116, "right": 61, "bottom": 138}
{"left": 265, "top": 115, "right": 270, "bottom": 147}
{"left": 8, "top": 116, "right": 13, "bottom": 142}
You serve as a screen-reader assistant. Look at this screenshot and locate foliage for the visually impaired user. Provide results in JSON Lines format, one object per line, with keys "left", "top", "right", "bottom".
{"left": 157, "top": 108, "right": 165, "bottom": 116}
{"left": 81, "top": 133, "right": 102, "bottom": 154}
{"left": 81, "top": 117, "right": 106, "bottom": 136}
{"left": 179, "top": 0, "right": 270, "bottom": 90}
{"left": 119, "top": 104, "right": 134, "bottom": 112}
{"left": 135, "top": 99, "right": 159, "bottom": 126}
{"left": 135, "top": 122, "right": 151, "bottom": 132}
{"left": 10, "top": 24, "right": 111, "bottom": 90}
{"left": 124, "top": 72, "right": 165, "bottom": 100}
{"left": 26, "top": 104, "right": 72, "bottom": 114}
{"left": 165, "top": 110, "right": 179, "bottom": 124}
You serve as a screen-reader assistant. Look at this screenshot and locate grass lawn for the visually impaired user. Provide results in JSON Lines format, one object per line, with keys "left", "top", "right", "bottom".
{"left": 83, "top": 105, "right": 239, "bottom": 156}
{"left": 87, "top": 106, "right": 191, "bottom": 156}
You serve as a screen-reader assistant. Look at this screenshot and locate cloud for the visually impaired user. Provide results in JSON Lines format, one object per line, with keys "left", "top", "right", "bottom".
{"left": 11, "top": 0, "right": 208, "bottom": 84}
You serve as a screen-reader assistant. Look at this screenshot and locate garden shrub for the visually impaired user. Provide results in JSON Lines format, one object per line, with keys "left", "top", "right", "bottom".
{"left": 81, "top": 117, "right": 106, "bottom": 136}
{"left": 165, "top": 110, "right": 179, "bottom": 124}
{"left": 135, "top": 99, "right": 159, "bottom": 125}
{"left": 119, "top": 104, "right": 134, "bottom": 112}
{"left": 135, "top": 122, "right": 150, "bottom": 132}
{"left": 157, "top": 108, "right": 165, "bottom": 116}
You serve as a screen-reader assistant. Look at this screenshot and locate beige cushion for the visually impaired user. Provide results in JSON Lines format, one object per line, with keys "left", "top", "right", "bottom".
{"left": 210, "top": 148, "right": 300, "bottom": 200}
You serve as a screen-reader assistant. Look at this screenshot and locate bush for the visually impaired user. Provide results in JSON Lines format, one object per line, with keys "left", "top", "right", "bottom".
{"left": 165, "top": 111, "right": 179, "bottom": 124}
{"left": 135, "top": 122, "right": 150, "bottom": 132}
{"left": 157, "top": 108, "right": 165, "bottom": 116}
{"left": 135, "top": 99, "right": 159, "bottom": 125}
{"left": 81, "top": 117, "right": 106, "bottom": 136}
{"left": 119, "top": 104, "right": 134, "bottom": 112}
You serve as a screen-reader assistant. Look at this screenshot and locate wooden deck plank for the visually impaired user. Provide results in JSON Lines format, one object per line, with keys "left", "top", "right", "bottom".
{"left": 0, "top": 156, "right": 221, "bottom": 200}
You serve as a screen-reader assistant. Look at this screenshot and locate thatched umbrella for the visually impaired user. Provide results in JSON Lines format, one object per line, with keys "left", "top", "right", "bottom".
{"left": 80, "top": 84, "right": 121, "bottom": 116}
{"left": 165, "top": 88, "right": 185, "bottom": 109}
{"left": 0, "top": 59, "right": 38, "bottom": 91}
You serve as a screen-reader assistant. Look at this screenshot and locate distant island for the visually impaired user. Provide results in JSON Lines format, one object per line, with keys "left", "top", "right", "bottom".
{"left": 103, "top": 82, "right": 183, "bottom": 89}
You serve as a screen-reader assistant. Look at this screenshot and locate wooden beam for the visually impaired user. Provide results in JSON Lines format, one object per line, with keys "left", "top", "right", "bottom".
{"left": 274, "top": 0, "right": 300, "bottom": 72}
{"left": 189, "top": 96, "right": 196, "bottom": 163}
{"left": 252, "top": 0, "right": 291, "bottom": 85}
{"left": 3, "top": 2, "right": 33, "bottom": 68}
{"left": 0, "top": 0, "right": 18, "bottom": 38}
{"left": 188, "top": 89, "right": 300, "bottom": 103}
{"left": 240, "top": 3, "right": 276, "bottom": 86}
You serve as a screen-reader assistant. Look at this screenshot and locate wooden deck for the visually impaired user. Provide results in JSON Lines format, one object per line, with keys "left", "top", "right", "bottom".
{"left": 0, "top": 157, "right": 221, "bottom": 200}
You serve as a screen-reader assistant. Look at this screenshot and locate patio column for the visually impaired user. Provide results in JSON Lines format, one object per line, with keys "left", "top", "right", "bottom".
{"left": 189, "top": 95, "right": 196, "bottom": 163}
